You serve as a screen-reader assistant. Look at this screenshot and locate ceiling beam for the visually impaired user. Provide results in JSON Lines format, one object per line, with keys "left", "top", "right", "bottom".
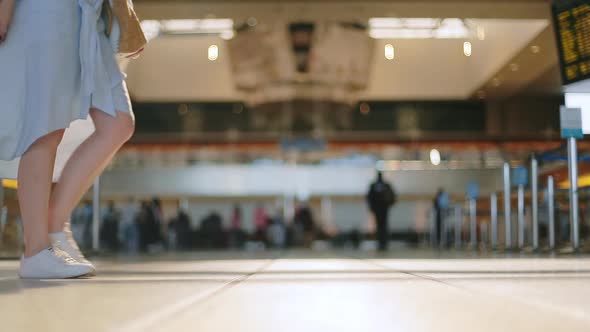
{"left": 134, "top": 2, "right": 553, "bottom": 21}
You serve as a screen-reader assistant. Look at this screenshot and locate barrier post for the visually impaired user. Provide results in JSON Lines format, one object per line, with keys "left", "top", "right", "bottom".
{"left": 548, "top": 176, "right": 556, "bottom": 250}
{"left": 568, "top": 137, "right": 580, "bottom": 249}
{"left": 491, "top": 193, "right": 498, "bottom": 249}
{"left": 503, "top": 163, "right": 512, "bottom": 249}
{"left": 469, "top": 199, "right": 477, "bottom": 248}
{"left": 518, "top": 185, "right": 525, "bottom": 249}
{"left": 531, "top": 158, "right": 539, "bottom": 250}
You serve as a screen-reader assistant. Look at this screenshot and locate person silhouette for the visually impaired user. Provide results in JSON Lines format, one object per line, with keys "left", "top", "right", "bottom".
{"left": 367, "top": 171, "right": 397, "bottom": 252}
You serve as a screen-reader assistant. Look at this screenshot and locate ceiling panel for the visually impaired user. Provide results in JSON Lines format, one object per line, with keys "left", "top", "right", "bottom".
{"left": 125, "top": 19, "right": 552, "bottom": 102}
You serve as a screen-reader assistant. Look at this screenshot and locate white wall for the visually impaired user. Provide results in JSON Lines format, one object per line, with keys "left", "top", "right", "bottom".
{"left": 100, "top": 165, "right": 502, "bottom": 197}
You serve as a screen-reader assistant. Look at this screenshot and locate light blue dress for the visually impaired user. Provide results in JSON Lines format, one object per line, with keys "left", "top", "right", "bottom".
{"left": 0, "top": 0, "right": 133, "bottom": 179}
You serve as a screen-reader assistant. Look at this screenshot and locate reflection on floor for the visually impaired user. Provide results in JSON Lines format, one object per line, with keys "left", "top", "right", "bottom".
{"left": 1, "top": 250, "right": 590, "bottom": 332}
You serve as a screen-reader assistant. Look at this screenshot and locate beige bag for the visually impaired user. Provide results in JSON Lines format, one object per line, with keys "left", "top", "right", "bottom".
{"left": 103, "top": 0, "right": 147, "bottom": 57}
{"left": 0, "top": 0, "right": 16, "bottom": 43}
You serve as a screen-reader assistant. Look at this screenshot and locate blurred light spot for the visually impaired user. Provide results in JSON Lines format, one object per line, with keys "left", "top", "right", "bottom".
{"left": 208, "top": 45, "right": 219, "bottom": 61}
{"left": 220, "top": 31, "right": 235, "bottom": 40}
{"left": 140, "top": 20, "right": 161, "bottom": 41}
{"left": 463, "top": 41, "right": 472, "bottom": 57}
{"left": 384, "top": 44, "right": 395, "bottom": 60}
{"left": 531, "top": 45, "right": 541, "bottom": 54}
{"left": 492, "top": 78, "right": 501, "bottom": 87}
{"left": 510, "top": 63, "right": 520, "bottom": 72}
{"left": 369, "top": 18, "right": 470, "bottom": 39}
{"left": 430, "top": 149, "right": 441, "bottom": 166}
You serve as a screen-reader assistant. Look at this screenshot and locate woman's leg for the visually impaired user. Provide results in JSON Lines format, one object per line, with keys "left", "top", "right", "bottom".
{"left": 18, "top": 129, "right": 65, "bottom": 257}
{"left": 48, "top": 109, "right": 134, "bottom": 232}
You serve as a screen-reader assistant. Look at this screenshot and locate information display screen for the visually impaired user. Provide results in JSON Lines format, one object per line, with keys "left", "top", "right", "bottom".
{"left": 553, "top": 0, "right": 590, "bottom": 85}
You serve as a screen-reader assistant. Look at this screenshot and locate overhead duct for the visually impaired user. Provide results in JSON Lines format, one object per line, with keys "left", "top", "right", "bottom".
{"left": 227, "top": 21, "right": 374, "bottom": 107}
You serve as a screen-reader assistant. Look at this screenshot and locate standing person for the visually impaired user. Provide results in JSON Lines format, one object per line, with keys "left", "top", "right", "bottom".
{"left": 150, "top": 197, "right": 164, "bottom": 247}
{"left": 100, "top": 201, "right": 120, "bottom": 251}
{"left": 267, "top": 208, "right": 287, "bottom": 249}
{"left": 229, "top": 204, "right": 244, "bottom": 249}
{"left": 433, "top": 188, "right": 450, "bottom": 248}
{"left": 367, "top": 171, "right": 397, "bottom": 252}
{"left": 173, "top": 208, "right": 192, "bottom": 250}
{"left": 293, "top": 203, "right": 315, "bottom": 248}
{"left": 137, "top": 201, "right": 151, "bottom": 252}
{"left": 253, "top": 204, "right": 268, "bottom": 243}
{"left": 0, "top": 0, "right": 140, "bottom": 278}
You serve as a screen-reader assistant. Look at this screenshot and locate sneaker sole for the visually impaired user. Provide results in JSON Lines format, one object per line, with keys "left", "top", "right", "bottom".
{"left": 19, "top": 271, "right": 96, "bottom": 279}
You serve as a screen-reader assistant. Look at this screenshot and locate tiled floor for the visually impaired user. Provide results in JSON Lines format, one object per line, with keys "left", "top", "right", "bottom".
{"left": 1, "top": 250, "right": 589, "bottom": 332}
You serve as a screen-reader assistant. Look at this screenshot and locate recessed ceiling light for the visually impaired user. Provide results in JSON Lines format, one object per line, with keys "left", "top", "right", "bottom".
{"left": 208, "top": 45, "right": 219, "bottom": 61}
{"left": 430, "top": 149, "right": 441, "bottom": 166}
{"left": 384, "top": 44, "right": 395, "bottom": 60}
{"left": 368, "top": 17, "right": 471, "bottom": 39}
{"left": 510, "top": 63, "right": 520, "bottom": 72}
{"left": 463, "top": 41, "right": 472, "bottom": 57}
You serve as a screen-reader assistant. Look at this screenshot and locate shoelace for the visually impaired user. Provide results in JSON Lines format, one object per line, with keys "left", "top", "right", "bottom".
{"left": 49, "top": 243, "right": 79, "bottom": 265}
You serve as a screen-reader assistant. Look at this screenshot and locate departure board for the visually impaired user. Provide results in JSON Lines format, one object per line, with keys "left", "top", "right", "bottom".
{"left": 553, "top": 0, "right": 590, "bottom": 85}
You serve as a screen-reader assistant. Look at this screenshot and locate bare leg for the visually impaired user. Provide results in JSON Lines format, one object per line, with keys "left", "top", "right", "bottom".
{"left": 48, "top": 109, "right": 134, "bottom": 232}
{"left": 18, "top": 130, "right": 65, "bottom": 257}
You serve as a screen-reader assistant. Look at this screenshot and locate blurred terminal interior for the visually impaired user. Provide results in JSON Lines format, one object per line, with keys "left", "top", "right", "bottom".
{"left": 2, "top": 0, "right": 589, "bottom": 254}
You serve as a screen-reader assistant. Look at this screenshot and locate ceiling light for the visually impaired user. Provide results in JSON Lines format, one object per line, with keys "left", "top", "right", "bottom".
{"left": 208, "top": 45, "right": 219, "bottom": 61}
{"left": 430, "top": 149, "right": 441, "bottom": 166}
{"left": 369, "top": 17, "right": 471, "bottom": 39}
{"left": 492, "top": 78, "right": 501, "bottom": 87}
{"left": 144, "top": 19, "right": 234, "bottom": 38}
{"left": 403, "top": 18, "right": 441, "bottom": 29}
{"left": 140, "top": 20, "right": 161, "bottom": 41}
{"left": 384, "top": 44, "right": 395, "bottom": 60}
{"left": 510, "top": 63, "right": 520, "bottom": 72}
{"left": 531, "top": 45, "right": 541, "bottom": 54}
{"left": 463, "top": 41, "right": 472, "bottom": 56}
{"left": 370, "top": 28, "right": 433, "bottom": 39}
{"left": 220, "top": 31, "right": 235, "bottom": 40}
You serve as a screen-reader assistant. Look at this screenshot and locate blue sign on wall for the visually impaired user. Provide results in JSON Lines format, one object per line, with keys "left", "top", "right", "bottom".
{"left": 467, "top": 182, "right": 480, "bottom": 200}
{"left": 512, "top": 166, "right": 528, "bottom": 187}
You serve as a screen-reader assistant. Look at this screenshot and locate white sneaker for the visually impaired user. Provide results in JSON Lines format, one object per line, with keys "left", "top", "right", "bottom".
{"left": 19, "top": 247, "right": 94, "bottom": 279}
{"left": 50, "top": 229, "right": 96, "bottom": 274}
